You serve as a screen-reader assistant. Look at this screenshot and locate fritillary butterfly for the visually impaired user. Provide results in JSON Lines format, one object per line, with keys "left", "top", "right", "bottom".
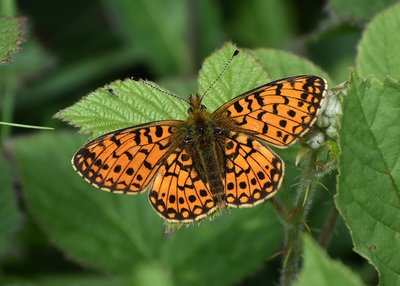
{"left": 73, "top": 64, "right": 327, "bottom": 223}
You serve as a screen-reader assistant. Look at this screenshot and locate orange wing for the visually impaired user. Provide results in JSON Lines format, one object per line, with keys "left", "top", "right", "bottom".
{"left": 148, "top": 146, "right": 217, "bottom": 222}
{"left": 224, "top": 131, "right": 284, "bottom": 207}
{"left": 215, "top": 75, "right": 327, "bottom": 147}
{"left": 72, "top": 121, "right": 180, "bottom": 193}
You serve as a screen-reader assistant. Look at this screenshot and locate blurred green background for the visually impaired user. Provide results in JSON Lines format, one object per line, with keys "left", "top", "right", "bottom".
{"left": 1, "top": 0, "right": 388, "bottom": 285}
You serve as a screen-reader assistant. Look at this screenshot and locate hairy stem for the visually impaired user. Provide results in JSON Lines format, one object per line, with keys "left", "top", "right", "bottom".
{"left": 280, "top": 150, "right": 319, "bottom": 286}
{"left": 318, "top": 206, "right": 339, "bottom": 248}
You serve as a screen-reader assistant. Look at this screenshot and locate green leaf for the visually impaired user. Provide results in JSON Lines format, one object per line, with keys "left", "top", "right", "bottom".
{"left": 55, "top": 79, "right": 187, "bottom": 138}
{"left": 198, "top": 42, "right": 269, "bottom": 112}
{"left": 356, "top": 3, "right": 400, "bottom": 81}
{"left": 11, "top": 132, "right": 283, "bottom": 285}
{"left": 158, "top": 76, "right": 197, "bottom": 98}
{"left": 336, "top": 73, "right": 400, "bottom": 285}
{"left": 252, "top": 49, "right": 331, "bottom": 82}
{"left": 0, "top": 154, "right": 22, "bottom": 255}
{"left": 0, "top": 17, "right": 24, "bottom": 63}
{"left": 329, "top": 0, "right": 398, "bottom": 21}
{"left": 295, "top": 235, "right": 364, "bottom": 286}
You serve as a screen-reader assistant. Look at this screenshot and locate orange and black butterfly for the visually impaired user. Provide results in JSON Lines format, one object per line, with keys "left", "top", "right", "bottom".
{"left": 72, "top": 56, "right": 327, "bottom": 223}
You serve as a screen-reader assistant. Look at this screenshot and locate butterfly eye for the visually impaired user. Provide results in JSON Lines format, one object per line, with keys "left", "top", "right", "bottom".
{"left": 187, "top": 107, "right": 193, "bottom": 114}
{"left": 200, "top": 104, "right": 207, "bottom": 110}
{"left": 183, "top": 130, "right": 195, "bottom": 143}
{"left": 214, "top": 127, "right": 224, "bottom": 136}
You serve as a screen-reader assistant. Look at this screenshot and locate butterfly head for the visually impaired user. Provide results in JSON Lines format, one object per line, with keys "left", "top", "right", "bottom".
{"left": 188, "top": 94, "right": 207, "bottom": 114}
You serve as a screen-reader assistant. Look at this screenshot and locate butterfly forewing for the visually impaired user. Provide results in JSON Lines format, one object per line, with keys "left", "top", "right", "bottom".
{"left": 215, "top": 75, "right": 327, "bottom": 147}
{"left": 224, "top": 132, "right": 284, "bottom": 207}
{"left": 72, "top": 121, "right": 180, "bottom": 193}
{"left": 148, "top": 146, "right": 217, "bottom": 222}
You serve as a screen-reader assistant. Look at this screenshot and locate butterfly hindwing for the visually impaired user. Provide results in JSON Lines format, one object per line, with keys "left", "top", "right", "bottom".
{"left": 72, "top": 121, "right": 180, "bottom": 193}
{"left": 215, "top": 75, "right": 327, "bottom": 147}
{"left": 224, "top": 131, "right": 284, "bottom": 207}
{"left": 148, "top": 146, "right": 217, "bottom": 222}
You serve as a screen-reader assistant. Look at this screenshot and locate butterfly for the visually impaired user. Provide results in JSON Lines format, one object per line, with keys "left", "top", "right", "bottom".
{"left": 72, "top": 72, "right": 327, "bottom": 223}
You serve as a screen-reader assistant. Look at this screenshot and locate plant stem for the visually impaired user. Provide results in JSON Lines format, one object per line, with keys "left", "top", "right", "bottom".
{"left": 318, "top": 206, "right": 339, "bottom": 248}
{"left": 280, "top": 150, "right": 319, "bottom": 286}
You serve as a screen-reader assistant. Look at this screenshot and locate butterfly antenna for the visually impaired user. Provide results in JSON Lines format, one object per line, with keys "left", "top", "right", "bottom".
{"left": 200, "top": 49, "right": 239, "bottom": 101}
{"left": 140, "top": 80, "right": 190, "bottom": 104}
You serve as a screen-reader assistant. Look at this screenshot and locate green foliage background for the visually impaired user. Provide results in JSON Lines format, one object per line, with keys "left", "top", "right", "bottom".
{"left": 1, "top": 0, "right": 400, "bottom": 285}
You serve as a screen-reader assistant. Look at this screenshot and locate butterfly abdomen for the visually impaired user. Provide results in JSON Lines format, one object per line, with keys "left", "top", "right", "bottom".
{"left": 193, "top": 139, "right": 226, "bottom": 208}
